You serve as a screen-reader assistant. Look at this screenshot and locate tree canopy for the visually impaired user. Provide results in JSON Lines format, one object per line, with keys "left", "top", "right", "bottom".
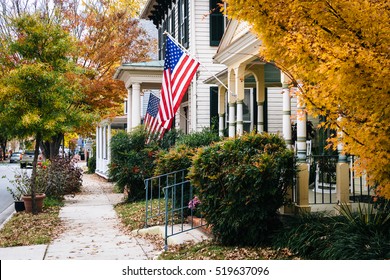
{"left": 0, "top": 0, "right": 155, "bottom": 157}
{"left": 226, "top": 0, "right": 390, "bottom": 199}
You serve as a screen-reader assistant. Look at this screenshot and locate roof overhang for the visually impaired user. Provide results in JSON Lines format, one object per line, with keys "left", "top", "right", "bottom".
{"left": 113, "top": 61, "right": 164, "bottom": 90}
{"left": 140, "top": 0, "right": 172, "bottom": 27}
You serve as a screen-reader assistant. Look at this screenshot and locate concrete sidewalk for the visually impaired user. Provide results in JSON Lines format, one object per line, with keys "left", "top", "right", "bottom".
{"left": 0, "top": 173, "right": 160, "bottom": 260}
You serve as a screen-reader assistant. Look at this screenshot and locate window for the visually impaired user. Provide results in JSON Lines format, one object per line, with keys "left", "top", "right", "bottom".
{"left": 178, "top": 0, "right": 189, "bottom": 48}
{"left": 210, "top": 87, "right": 219, "bottom": 128}
{"left": 169, "top": 8, "right": 176, "bottom": 38}
{"left": 243, "top": 88, "right": 254, "bottom": 132}
{"left": 158, "top": 17, "right": 168, "bottom": 60}
{"left": 210, "top": 0, "right": 224, "bottom": 46}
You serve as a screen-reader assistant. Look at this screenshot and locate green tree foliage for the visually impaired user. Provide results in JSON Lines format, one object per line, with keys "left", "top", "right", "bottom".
{"left": 226, "top": 0, "right": 390, "bottom": 199}
{"left": 0, "top": 13, "right": 93, "bottom": 212}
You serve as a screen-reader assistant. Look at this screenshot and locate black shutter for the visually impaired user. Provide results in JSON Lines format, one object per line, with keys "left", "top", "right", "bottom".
{"left": 210, "top": 87, "right": 219, "bottom": 128}
{"left": 210, "top": 0, "right": 224, "bottom": 46}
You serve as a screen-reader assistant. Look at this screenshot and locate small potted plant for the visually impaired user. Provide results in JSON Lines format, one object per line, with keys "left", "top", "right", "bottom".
{"left": 6, "top": 184, "right": 25, "bottom": 212}
{"left": 5, "top": 170, "right": 31, "bottom": 212}
{"left": 7, "top": 165, "right": 48, "bottom": 213}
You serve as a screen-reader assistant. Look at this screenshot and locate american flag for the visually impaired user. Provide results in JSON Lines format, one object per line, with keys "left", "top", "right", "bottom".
{"left": 158, "top": 36, "right": 200, "bottom": 130}
{"left": 144, "top": 93, "right": 165, "bottom": 140}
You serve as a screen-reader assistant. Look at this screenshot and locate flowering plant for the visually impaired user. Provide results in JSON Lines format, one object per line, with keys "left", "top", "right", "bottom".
{"left": 6, "top": 162, "right": 49, "bottom": 200}
{"left": 188, "top": 196, "right": 201, "bottom": 210}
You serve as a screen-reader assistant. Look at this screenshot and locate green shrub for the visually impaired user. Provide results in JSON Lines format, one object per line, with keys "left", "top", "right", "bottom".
{"left": 158, "top": 128, "right": 183, "bottom": 150}
{"left": 273, "top": 212, "right": 337, "bottom": 259}
{"left": 189, "top": 132, "right": 295, "bottom": 246}
{"left": 154, "top": 144, "right": 195, "bottom": 176}
{"left": 109, "top": 127, "right": 159, "bottom": 201}
{"left": 176, "top": 127, "right": 220, "bottom": 148}
{"left": 87, "top": 156, "right": 96, "bottom": 174}
{"left": 154, "top": 127, "right": 221, "bottom": 176}
{"left": 274, "top": 203, "right": 390, "bottom": 259}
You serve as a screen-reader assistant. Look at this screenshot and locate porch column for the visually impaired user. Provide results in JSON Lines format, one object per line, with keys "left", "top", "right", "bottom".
{"left": 336, "top": 116, "right": 350, "bottom": 206}
{"left": 107, "top": 124, "right": 112, "bottom": 163}
{"left": 127, "top": 88, "right": 132, "bottom": 133}
{"left": 257, "top": 102, "right": 264, "bottom": 133}
{"left": 228, "top": 68, "right": 236, "bottom": 137}
{"left": 236, "top": 100, "right": 244, "bottom": 135}
{"left": 103, "top": 125, "right": 107, "bottom": 159}
{"left": 235, "top": 65, "right": 245, "bottom": 136}
{"left": 218, "top": 86, "right": 226, "bottom": 137}
{"left": 131, "top": 83, "right": 141, "bottom": 129}
{"left": 296, "top": 93, "right": 307, "bottom": 162}
{"left": 251, "top": 64, "right": 265, "bottom": 133}
{"left": 228, "top": 103, "right": 236, "bottom": 137}
{"left": 295, "top": 92, "right": 310, "bottom": 213}
{"left": 282, "top": 83, "right": 292, "bottom": 149}
{"left": 98, "top": 126, "right": 103, "bottom": 171}
{"left": 95, "top": 126, "right": 100, "bottom": 172}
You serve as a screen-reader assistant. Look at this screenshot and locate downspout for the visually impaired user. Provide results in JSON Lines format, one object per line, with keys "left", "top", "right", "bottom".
{"left": 190, "top": 0, "right": 197, "bottom": 132}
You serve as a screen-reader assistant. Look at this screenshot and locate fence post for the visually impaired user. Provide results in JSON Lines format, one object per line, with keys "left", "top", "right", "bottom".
{"left": 336, "top": 162, "right": 350, "bottom": 207}
{"left": 145, "top": 180, "right": 149, "bottom": 228}
{"left": 295, "top": 162, "right": 311, "bottom": 213}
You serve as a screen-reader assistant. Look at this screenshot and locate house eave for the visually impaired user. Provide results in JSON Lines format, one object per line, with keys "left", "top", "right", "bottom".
{"left": 213, "top": 32, "right": 261, "bottom": 66}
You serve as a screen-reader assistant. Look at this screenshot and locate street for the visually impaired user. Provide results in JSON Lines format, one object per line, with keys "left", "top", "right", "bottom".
{"left": 0, "top": 162, "right": 31, "bottom": 225}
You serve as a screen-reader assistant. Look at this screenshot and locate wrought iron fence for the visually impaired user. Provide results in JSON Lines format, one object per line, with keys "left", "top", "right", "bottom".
{"left": 349, "top": 155, "right": 373, "bottom": 202}
{"left": 144, "top": 169, "right": 206, "bottom": 250}
{"left": 163, "top": 180, "right": 206, "bottom": 250}
{"left": 309, "top": 155, "right": 338, "bottom": 204}
{"left": 144, "top": 169, "right": 187, "bottom": 227}
{"left": 305, "top": 155, "right": 372, "bottom": 204}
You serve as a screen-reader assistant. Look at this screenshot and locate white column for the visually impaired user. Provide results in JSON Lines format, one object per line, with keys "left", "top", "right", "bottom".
{"left": 296, "top": 93, "right": 307, "bottom": 162}
{"left": 99, "top": 126, "right": 104, "bottom": 170}
{"left": 103, "top": 125, "right": 107, "bottom": 159}
{"left": 219, "top": 114, "right": 225, "bottom": 137}
{"left": 228, "top": 103, "right": 236, "bottom": 137}
{"left": 132, "top": 83, "right": 141, "bottom": 129}
{"left": 127, "top": 88, "right": 132, "bottom": 133}
{"left": 218, "top": 86, "right": 226, "bottom": 137}
{"left": 337, "top": 116, "right": 347, "bottom": 163}
{"left": 282, "top": 84, "right": 292, "bottom": 149}
{"left": 107, "top": 124, "right": 112, "bottom": 164}
{"left": 257, "top": 102, "right": 264, "bottom": 133}
{"left": 236, "top": 100, "right": 244, "bottom": 136}
{"left": 95, "top": 126, "right": 99, "bottom": 172}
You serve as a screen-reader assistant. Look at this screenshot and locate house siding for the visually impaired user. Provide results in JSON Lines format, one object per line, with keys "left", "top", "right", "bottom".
{"left": 267, "top": 87, "right": 297, "bottom": 134}
{"left": 189, "top": 0, "right": 226, "bottom": 131}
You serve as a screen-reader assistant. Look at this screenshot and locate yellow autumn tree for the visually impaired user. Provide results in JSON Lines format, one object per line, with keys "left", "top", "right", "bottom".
{"left": 226, "top": 0, "right": 390, "bottom": 198}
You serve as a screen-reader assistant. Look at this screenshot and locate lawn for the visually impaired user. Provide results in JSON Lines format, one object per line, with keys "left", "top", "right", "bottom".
{"left": 0, "top": 201, "right": 64, "bottom": 247}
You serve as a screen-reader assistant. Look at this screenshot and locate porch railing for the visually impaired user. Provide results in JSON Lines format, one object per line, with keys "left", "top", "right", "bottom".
{"left": 144, "top": 169, "right": 187, "bottom": 227}
{"left": 306, "top": 155, "right": 372, "bottom": 204}
{"left": 144, "top": 169, "right": 206, "bottom": 250}
{"left": 163, "top": 180, "right": 206, "bottom": 250}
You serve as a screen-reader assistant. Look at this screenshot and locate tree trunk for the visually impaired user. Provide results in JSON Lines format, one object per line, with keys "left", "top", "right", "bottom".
{"left": 40, "top": 133, "right": 63, "bottom": 159}
{"left": 31, "top": 132, "right": 43, "bottom": 215}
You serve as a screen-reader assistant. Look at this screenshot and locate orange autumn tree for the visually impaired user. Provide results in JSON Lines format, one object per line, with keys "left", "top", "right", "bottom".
{"left": 60, "top": 0, "right": 154, "bottom": 127}
{"left": 1, "top": 0, "right": 155, "bottom": 157}
{"left": 226, "top": 0, "right": 390, "bottom": 199}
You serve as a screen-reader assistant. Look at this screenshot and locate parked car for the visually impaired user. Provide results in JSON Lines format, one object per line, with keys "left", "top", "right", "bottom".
{"left": 20, "top": 150, "right": 42, "bottom": 168}
{"left": 9, "top": 152, "right": 22, "bottom": 163}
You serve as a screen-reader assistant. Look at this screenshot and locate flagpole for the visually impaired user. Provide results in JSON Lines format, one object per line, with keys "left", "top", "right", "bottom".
{"left": 163, "top": 31, "right": 230, "bottom": 93}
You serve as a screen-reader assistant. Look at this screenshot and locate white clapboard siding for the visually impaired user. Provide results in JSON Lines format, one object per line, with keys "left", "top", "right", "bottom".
{"left": 191, "top": 0, "right": 226, "bottom": 131}
{"left": 267, "top": 87, "right": 297, "bottom": 134}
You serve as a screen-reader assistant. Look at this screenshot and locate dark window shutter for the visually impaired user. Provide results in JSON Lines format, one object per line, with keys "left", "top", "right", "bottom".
{"left": 210, "top": 87, "right": 219, "bottom": 128}
{"left": 210, "top": 0, "right": 224, "bottom": 46}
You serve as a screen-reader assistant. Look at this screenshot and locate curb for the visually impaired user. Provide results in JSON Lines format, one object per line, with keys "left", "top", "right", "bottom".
{"left": 0, "top": 203, "right": 16, "bottom": 230}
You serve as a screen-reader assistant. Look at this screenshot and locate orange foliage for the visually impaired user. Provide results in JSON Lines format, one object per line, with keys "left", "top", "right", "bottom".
{"left": 226, "top": 0, "right": 390, "bottom": 198}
